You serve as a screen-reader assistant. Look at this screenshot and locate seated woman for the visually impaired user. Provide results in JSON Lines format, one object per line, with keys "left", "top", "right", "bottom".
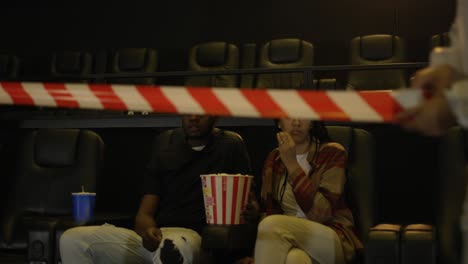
{"left": 241, "top": 118, "right": 363, "bottom": 264}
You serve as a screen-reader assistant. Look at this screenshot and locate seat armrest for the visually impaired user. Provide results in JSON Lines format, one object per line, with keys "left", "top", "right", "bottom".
{"left": 365, "top": 223, "right": 402, "bottom": 264}
{"left": 401, "top": 224, "right": 435, "bottom": 264}
{"left": 23, "top": 216, "right": 59, "bottom": 264}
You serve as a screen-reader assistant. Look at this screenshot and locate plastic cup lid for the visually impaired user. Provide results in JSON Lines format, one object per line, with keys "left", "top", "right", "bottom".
{"left": 72, "top": 192, "right": 96, "bottom": 195}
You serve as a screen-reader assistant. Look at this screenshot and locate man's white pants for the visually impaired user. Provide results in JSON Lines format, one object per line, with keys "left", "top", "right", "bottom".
{"left": 59, "top": 224, "right": 201, "bottom": 264}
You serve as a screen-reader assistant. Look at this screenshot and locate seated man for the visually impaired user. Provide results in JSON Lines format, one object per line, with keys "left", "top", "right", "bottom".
{"left": 60, "top": 114, "right": 252, "bottom": 264}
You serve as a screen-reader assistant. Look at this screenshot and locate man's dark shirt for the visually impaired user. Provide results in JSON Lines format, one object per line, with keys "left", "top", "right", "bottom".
{"left": 142, "top": 127, "right": 251, "bottom": 233}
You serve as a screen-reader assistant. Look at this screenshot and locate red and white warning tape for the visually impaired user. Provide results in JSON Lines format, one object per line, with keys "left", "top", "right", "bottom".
{"left": 0, "top": 82, "right": 422, "bottom": 123}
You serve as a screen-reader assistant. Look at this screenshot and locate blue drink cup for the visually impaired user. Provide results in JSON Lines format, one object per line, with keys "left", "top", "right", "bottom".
{"left": 72, "top": 192, "right": 96, "bottom": 224}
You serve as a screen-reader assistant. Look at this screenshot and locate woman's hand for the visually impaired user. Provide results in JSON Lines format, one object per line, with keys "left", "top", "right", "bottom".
{"left": 277, "top": 132, "right": 300, "bottom": 174}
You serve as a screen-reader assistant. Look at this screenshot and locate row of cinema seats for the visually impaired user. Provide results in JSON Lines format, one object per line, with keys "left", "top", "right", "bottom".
{"left": 0, "top": 125, "right": 465, "bottom": 264}
{"left": 0, "top": 32, "right": 451, "bottom": 91}
{"left": 0, "top": 33, "right": 448, "bottom": 118}
{"left": 0, "top": 34, "right": 404, "bottom": 118}
{"left": 189, "top": 32, "right": 450, "bottom": 91}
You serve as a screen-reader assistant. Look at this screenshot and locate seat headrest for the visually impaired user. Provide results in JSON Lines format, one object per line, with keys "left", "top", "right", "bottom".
{"left": 55, "top": 52, "right": 84, "bottom": 73}
{"left": 360, "top": 35, "right": 394, "bottom": 61}
{"left": 117, "top": 48, "right": 149, "bottom": 71}
{"left": 0, "top": 54, "right": 12, "bottom": 75}
{"left": 269, "top": 38, "right": 302, "bottom": 64}
{"left": 34, "top": 129, "right": 80, "bottom": 167}
{"left": 196, "top": 42, "right": 228, "bottom": 67}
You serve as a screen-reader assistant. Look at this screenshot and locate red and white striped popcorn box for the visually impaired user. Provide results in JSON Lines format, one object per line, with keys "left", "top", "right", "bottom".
{"left": 200, "top": 173, "right": 253, "bottom": 225}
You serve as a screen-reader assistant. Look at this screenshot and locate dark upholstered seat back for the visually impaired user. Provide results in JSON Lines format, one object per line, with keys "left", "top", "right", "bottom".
{"left": 108, "top": 48, "right": 158, "bottom": 84}
{"left": 0, "top": 129, "right": 104, "bottom": 251}
{"left": 327, "top": 126, "right": 376, "bottom": 241}
{"left": 0, "top": 53, "right": 20, "bottom": 80}
{"left": 50, "top": 51, "right": 93, "bottom": 82}
{"left": 346, "top": 34, "right": 407, "bottom": 90}
{"left": 256, "top": 38, "right": 314, "bottom": 89}
{"left": 185, "top": 42, "right": 239, "bottom": 87}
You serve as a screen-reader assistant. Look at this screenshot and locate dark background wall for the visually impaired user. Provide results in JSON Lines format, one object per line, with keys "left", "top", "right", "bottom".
{"left": 0, "top": 0, "right": 456, "bottom": 74}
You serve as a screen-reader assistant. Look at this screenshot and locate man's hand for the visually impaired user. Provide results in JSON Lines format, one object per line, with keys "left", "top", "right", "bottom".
{"left": 135, "top": 195, "right": 161, "bottom": 252}
{"left": 141, "top": 226, "right": 162, "bottom": 252}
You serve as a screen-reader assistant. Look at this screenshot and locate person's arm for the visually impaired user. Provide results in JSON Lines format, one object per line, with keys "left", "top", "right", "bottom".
{"left": 429, "top": 6, "right": 466, "bottom": 74}
{"left": 135, "top": 135, "right": 164, "bottom": 252}
{"left": 135, "top": 194, "right": 162, "bottom": 252}
{"left": 397, "top": 9, "right": 468, "bottom": 135}
{"left": 290, "top": 143, "right": 347, "bottom": 223}
{"left": 446, "top": 80, "right": 468, "bottom": 128}
{"left": 437, "top": 15, "right": 468, "bottom": 129}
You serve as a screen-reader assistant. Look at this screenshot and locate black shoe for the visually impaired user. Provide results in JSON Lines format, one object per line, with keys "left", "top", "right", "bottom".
{"left": 159, "top": 239, "right": 184, "bottom": 264}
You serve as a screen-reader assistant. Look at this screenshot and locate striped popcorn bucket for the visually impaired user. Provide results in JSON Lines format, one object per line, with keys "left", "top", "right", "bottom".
{"left": 200, "top": 174, "right": 253, "bottom": 225}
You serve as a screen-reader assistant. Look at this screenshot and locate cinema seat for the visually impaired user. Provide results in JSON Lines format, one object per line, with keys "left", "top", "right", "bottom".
{"left": 345, "top": 34, "right": 407, "bottom": 90}
{"left": 50, "top": 50, "right": 93, "bottom": 83}
{"left": 328, "top": 126, "right": 377, "bottom": 263}
{"left": 107, "top": 48, "right": 158, "bottom": 85}
{"left": 185, "top": 41, "right": 239, "bottom": 87}
{"left": 0, "top": 129, "right": 104, "bottom": 264}
{"left": 388, "top": 126, "right": 467, "bottom": 264}
{"left": 256, "top": 38, "right": 314, "bottom": 89}
{"left": 0, "top": 53, "right": 20, "bottom": 81}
